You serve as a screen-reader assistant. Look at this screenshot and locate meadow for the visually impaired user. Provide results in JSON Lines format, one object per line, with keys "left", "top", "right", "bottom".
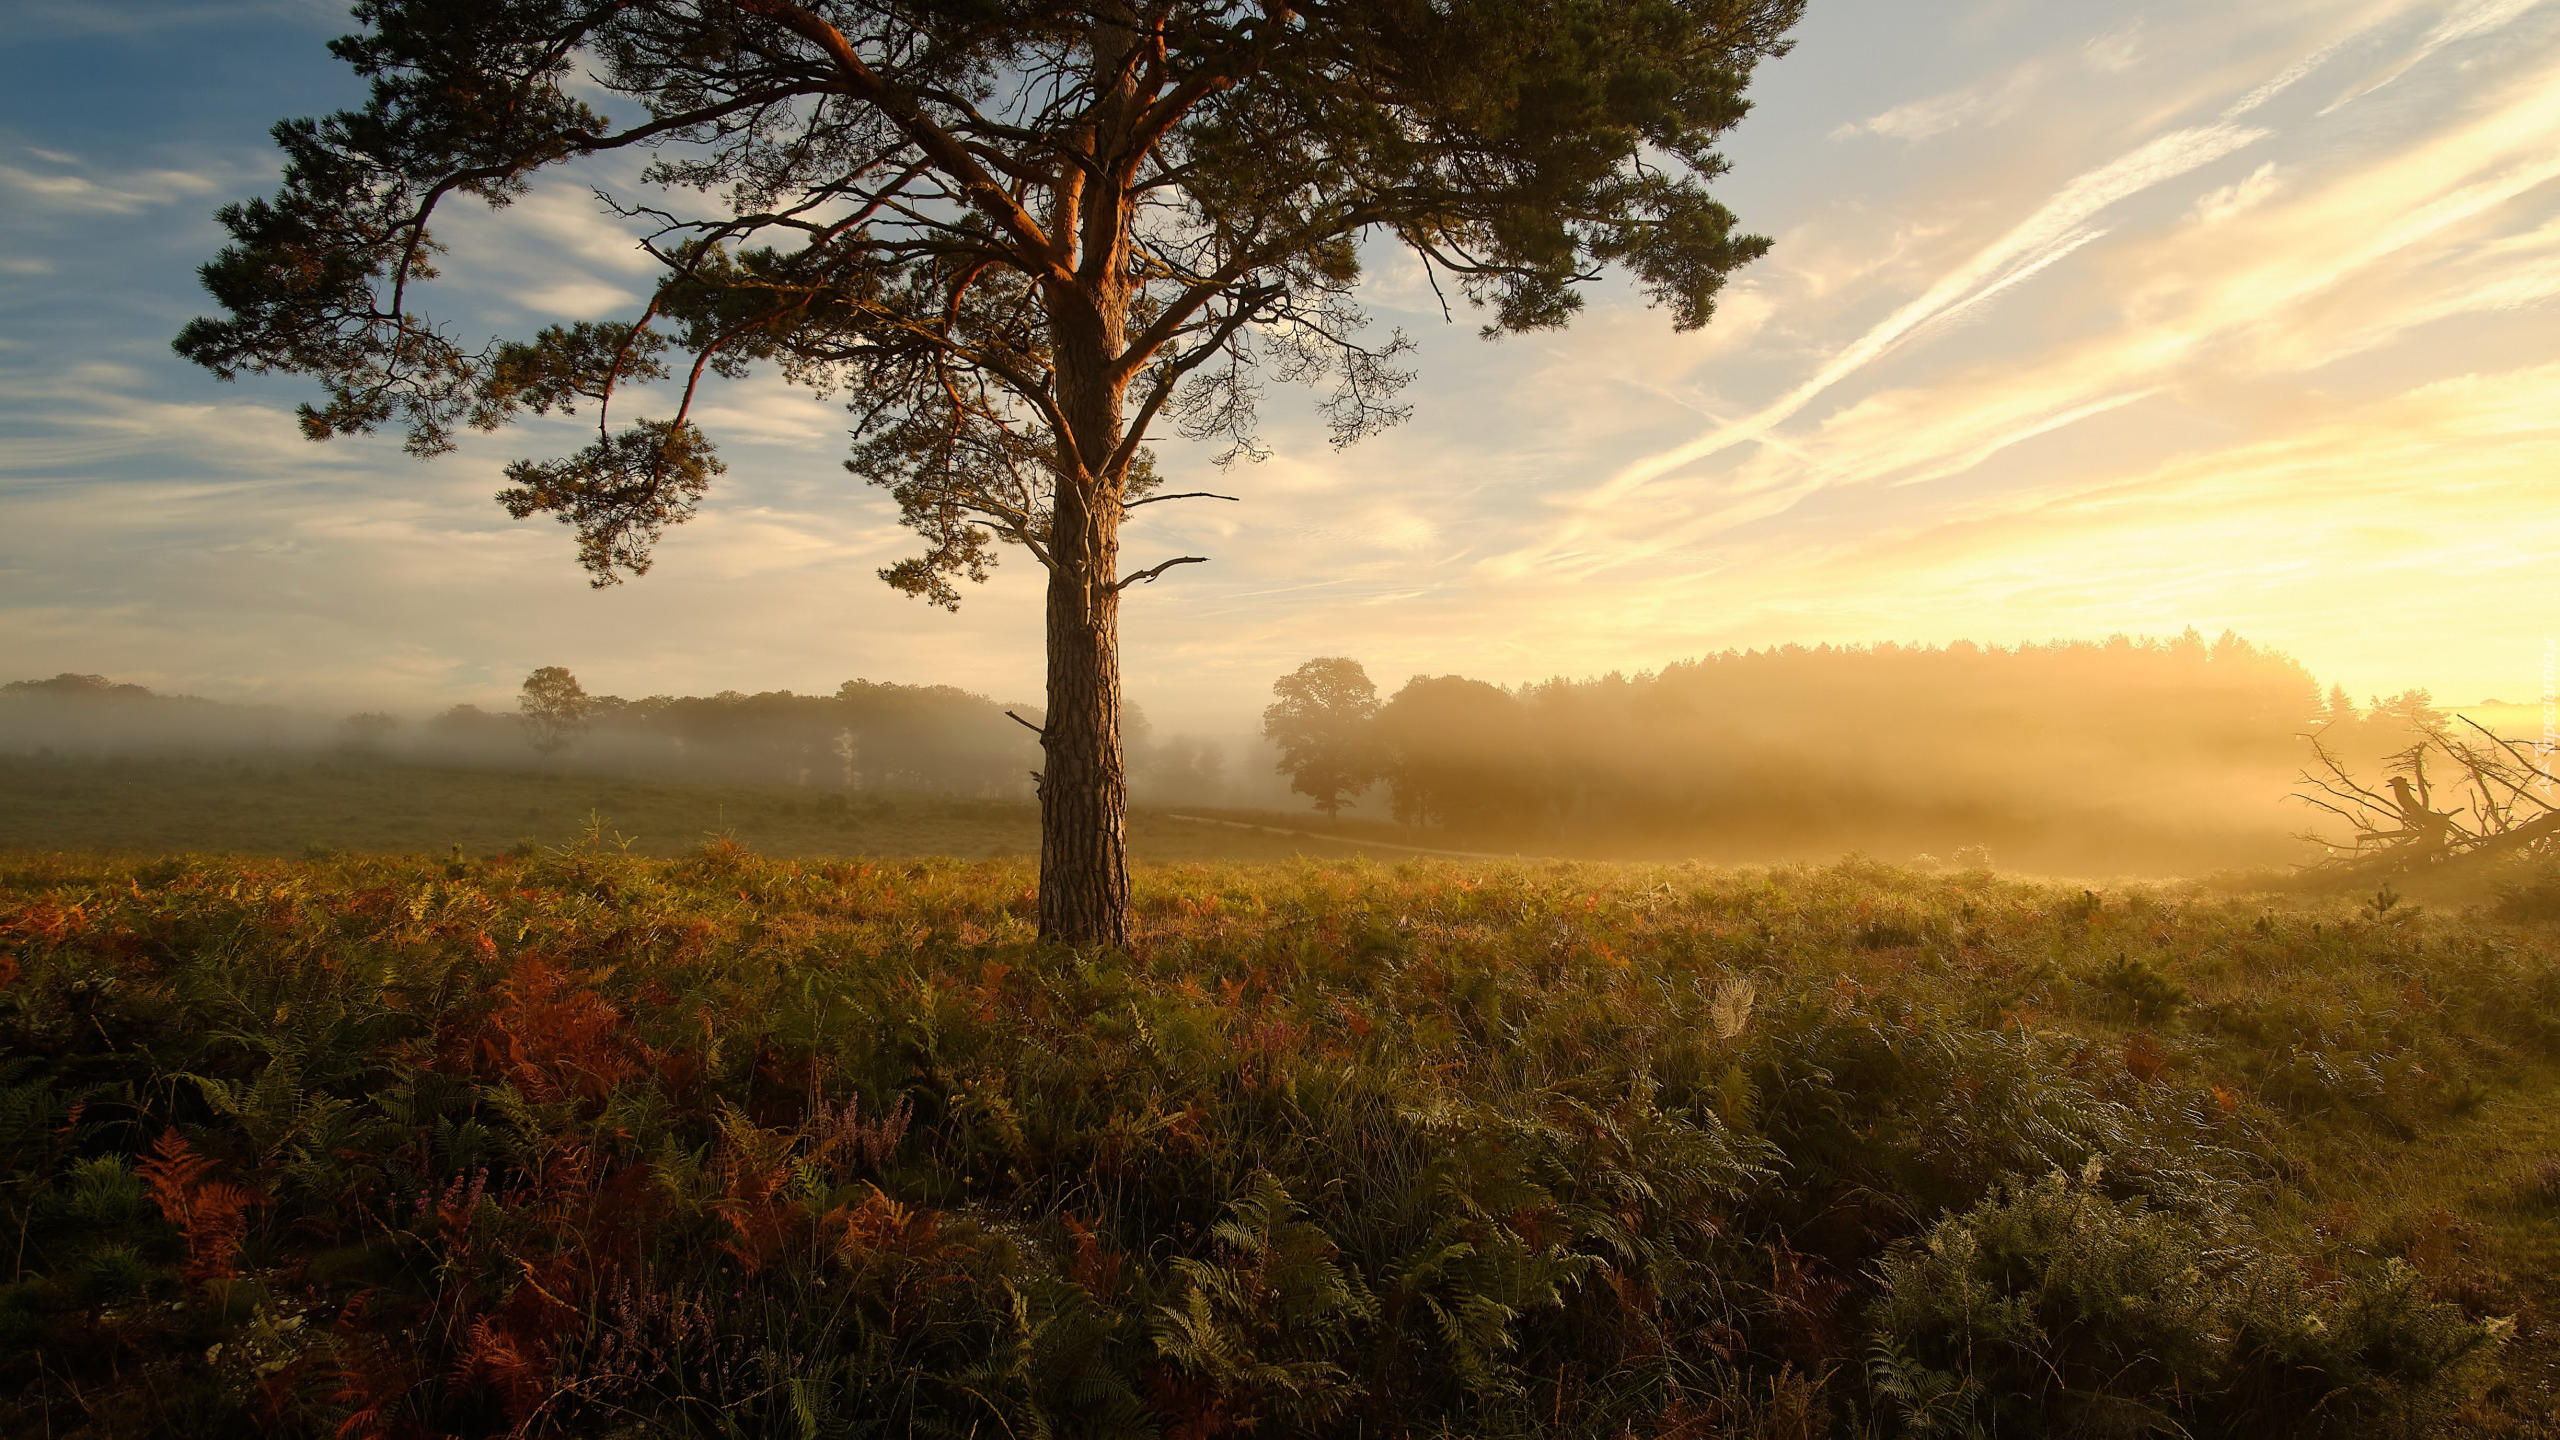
{"left": 0, "top": 754, "right": 1394, "bottom": 865}
{"left": 6, "top": 831, "right": 2560, "bottom": 1438}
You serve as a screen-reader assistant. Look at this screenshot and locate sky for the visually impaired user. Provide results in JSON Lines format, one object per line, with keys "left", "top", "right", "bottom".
{"left": 3, "top": 0, "right": 2558, "bottom": 733}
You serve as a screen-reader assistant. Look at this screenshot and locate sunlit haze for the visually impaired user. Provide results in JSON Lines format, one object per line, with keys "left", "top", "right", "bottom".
{"left": 4, "top": 0, "right": 2557, "bottom": 730}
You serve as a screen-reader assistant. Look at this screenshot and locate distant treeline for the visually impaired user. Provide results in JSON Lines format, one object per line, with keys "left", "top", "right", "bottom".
{"left": 423, "top": 680, "right": 1040, "bottom": 796}
{"left": 0, "top": 671, "right": 1229, "bottom": 805}
{"left": 10, "top": 637, "right": 2460, "bottom": 871}
{"left": 441, "top": 679, "right": 1226, "bottom": 801}
{"left": 0, "top": 673, "right": 301, "bottom": 751}
{"left": 1272, "top": 632, "right": 2449, "bottom": 872}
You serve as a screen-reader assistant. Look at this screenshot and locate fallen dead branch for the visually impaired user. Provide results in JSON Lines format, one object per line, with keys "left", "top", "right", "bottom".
{"left": 2294, "top": 717, "right": 2560, "bottom": 879}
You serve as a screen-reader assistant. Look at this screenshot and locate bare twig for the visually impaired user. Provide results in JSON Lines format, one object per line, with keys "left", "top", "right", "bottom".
{"left": 1122, "top": 490, "right": 1238, "bottom": 510}
{"left": 1114, "top": 555, "right": 1207, "bottom": 589}
{"left": 2457, "top": 716, "right": 2560, "bottom": 812}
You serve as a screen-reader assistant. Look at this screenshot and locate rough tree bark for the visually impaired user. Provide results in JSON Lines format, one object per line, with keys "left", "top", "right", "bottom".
{"left": 1036, "top": 20, "right": 1139, "bottom": 947}
{"left": 1037, "top": 492, "right": 1131, "bottom": 946}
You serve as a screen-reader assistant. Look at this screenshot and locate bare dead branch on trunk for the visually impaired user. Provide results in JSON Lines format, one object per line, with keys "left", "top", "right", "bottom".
{"left": 1115, "top": 555, "right": 1207, "bottom": 589}
{"left": 1122, "top": 490, "right": 1239, "bottom": 510}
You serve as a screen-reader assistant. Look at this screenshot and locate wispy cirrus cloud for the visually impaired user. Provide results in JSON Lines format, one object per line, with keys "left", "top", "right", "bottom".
{"left": 2321, "top": 0, "right": 2549, "bottom": 112}
{"left": 2192, "top": 161, "right": 2284, "bottom": 223}
{"left": 1534, "top": 87, "right": 2560, "bottom": 590}
{"left": 1831, "top": 66, "right": 2042, "bottom": 142}
{"left": 0, "top": 155, "right": 216, "bottom": 216}
{"left": 1488, "top": 0, "right": 2560, "bottom": 590}
{"left": 1497, "top": 117, "right": 2274, "bottom": 572}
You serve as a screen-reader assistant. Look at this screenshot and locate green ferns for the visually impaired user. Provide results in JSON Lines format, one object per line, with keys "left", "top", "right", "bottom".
{"left": 1153, "top": 1175, "right": 1376, "bottom": 1427}
{"left": 0, "top": 847, "right": 2539, "bottom": 1437}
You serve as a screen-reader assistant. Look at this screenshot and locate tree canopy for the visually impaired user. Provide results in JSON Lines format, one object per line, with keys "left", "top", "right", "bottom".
{"left": 176, "top": 0, "right": 1802, "bottom": 592}
{"left": 1376, "top": 673, "right": 1539, "bottom": 836}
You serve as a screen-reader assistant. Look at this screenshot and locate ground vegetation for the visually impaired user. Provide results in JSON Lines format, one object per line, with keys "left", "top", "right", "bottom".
{"left": 5, "top": 844, "right": 2557, "bottom": 1436}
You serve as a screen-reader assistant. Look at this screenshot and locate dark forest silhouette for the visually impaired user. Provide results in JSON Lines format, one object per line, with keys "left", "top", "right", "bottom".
{"left": 1269, "top": 631, "right": 2457, "bottom": 872}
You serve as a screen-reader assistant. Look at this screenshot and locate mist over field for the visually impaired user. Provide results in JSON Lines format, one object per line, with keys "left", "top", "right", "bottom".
{"left": 0, "top": 671, "right": 1256, "bottom": 801}
{"left": 1, "top": 629, "right": 2513, "bottom": 877}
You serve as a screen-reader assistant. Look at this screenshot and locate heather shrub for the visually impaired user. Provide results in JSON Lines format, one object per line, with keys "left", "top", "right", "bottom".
{"left": 1870, "top": 1169, "right": 2497, "bottom": 1439}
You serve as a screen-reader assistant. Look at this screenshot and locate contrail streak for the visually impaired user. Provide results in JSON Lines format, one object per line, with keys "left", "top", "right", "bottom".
{"left": 1509, "top": 8, "right": 2398, "bottom": 572}
{"left": 2320, "top": 0, "right": 2547, "bottom": 113}
{"left": 1573, "top": 123, "right": 2266, "bottom": 514}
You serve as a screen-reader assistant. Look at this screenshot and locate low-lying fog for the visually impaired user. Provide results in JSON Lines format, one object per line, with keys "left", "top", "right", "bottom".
{"left": 1, "top": 630, "right": 2507, "bottom": 875}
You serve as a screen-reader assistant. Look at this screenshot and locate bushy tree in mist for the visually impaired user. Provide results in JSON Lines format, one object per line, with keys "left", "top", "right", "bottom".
{"left": 518, "top": 666, "right": 592, "bottom": 755}
{"left": 1262, "top": 657, "right": 1380, "bottom": 823}
{"left": 337, "top": 710, "right": 400, "bottom": 755}
{"left": 2368, "top": 688, "right": 2447, "bottom": 733}
{"left": 173, "top": 0, "right": 1805, "bottom": 944}
{"left": 1376, "top": 673, "right": 1541, "bottom": 838}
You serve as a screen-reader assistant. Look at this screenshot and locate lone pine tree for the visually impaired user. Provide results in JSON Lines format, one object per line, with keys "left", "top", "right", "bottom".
{"left": 177, "top": 0, "right": 1803, "bottom": 945}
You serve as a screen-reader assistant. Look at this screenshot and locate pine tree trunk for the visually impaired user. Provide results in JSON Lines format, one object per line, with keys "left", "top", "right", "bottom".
{"left": 1036, "top": 481, "right": 1131, "bottom": 947}
{"left": 1036, "top": 277, "right": 1133, "bottom": 942}
{"left": 1033, "top": 17, "right": 1141, "bottom": 948}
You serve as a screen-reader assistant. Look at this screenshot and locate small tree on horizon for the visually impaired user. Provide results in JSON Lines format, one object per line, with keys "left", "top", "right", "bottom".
{"left": 1262, "top": 656, "right": 1380, "bottom": 825}
{"left": 175, "top": 0, "right": 1804, "bottom": 944}
{"left": 519, "top": 666, "right": 592, "bottom": 756}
